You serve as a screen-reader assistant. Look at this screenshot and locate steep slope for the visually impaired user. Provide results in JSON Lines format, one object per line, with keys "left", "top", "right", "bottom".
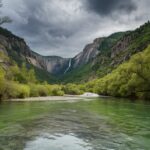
{"left": 62, "top": 21, "right": 150, "bottom": 83}
{"left": 0, "top": 21, "right": 149, "bottom": 84}
{"left": 0, "top": 27, "right": 71, "bottom": 82}
{"left": 95, "top": 21, "right": 150, "bottom": 74}
{"left": 62, "top": 38, "right": 104, "bottom": 75}
{"left": 85, "top": 45, "right": 150, "bottom": 99}
{"left": 61, "top": 32, "right": 126, "bottom": 82}
{"left": 72, "top": 38, "right": 104, "bottom": 68}
{"left": 0, "top": 26, "right": 101, "bottom": 79}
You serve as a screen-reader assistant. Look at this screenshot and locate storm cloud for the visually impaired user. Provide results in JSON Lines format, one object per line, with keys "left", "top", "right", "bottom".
{"left": 1, "top": 0, "right": 150, "bottom": 57}
{"left": 85, "top": 0, "right": 137, "bottom": 15}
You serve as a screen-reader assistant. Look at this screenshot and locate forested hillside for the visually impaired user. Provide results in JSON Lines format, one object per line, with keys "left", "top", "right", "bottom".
{"left": 62, "top": 22, "right": 150, "bottom": 83}
{"left": 0, "top": 22, "right": 149, "bottom": 100}
{"left": 84, "top": 46, "right": 150, "bottom": 99}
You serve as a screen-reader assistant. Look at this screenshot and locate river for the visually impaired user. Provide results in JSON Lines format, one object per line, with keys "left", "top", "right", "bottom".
{"left": 0, "top": 97, "right": 150, "bottom": 150}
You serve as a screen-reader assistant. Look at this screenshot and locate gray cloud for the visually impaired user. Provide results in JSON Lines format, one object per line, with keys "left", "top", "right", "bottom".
{"left": 1, "top": 0, "right": 150, "bottom": 57}
{"left": 85, "top": 0, "right": 137, "bottom": 15}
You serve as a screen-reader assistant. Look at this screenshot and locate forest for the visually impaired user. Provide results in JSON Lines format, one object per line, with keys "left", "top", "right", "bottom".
{"left": 0, "top": 45, "right": 149, "bottom": 100}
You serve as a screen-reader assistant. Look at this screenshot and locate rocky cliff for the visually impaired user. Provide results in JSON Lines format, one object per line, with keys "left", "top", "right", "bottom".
{"left": 0, "top": 21, "right": 149, "bottom": 83}
{"left": 61, "top": 21, "right": 150, "bottom": 83}
{"left": 110, "top": 21, "right": 150, "bottom": 66}
{"left": 0, "top": 27, "right": 71, "bottom": 75}
{"left": 0, "top": 27, "right": 101, "bottom": 75}
{"left": 72, "top": 38, "right": 103, "bottom": 68}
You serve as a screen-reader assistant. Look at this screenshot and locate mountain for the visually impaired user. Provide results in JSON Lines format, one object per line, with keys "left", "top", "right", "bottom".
{"left": 0, "top": 27, "right": 71, "bottom": 82}
{"left": 62, "top": 21, "right": 150, "bottom": 83}
{"left": 0, "top": 26, "right": 103, "bottom": 82}
{"left": 72, "top": 38, "right": 103, "bottom": 68}
{"left": 0, "top": 21, "right": 149, "bottom": 84}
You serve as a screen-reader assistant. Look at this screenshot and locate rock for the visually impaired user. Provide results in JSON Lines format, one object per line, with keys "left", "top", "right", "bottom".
{"left": 72, "top": 38, "right": 104, "bottom": 68}
{"left": 80, "top": 92, "right": 99, "bottom": 97}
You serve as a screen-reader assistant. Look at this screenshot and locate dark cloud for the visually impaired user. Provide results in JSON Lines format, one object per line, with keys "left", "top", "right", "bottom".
{"left": 85, "top": 0, "right": 137, "bottom": 15}
{"left": 1, "top": 0, "right": 150, "bottom": 57}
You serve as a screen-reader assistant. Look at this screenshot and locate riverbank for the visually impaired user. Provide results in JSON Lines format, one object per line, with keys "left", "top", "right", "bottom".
{"left": 8, "top": 95, "right": 97, "bottom": 102}
{"left": 7, "top": 93, "right": 101, "bottom": 102}
{"left": 9, "top": 95, "right": 82, "bottom": 102}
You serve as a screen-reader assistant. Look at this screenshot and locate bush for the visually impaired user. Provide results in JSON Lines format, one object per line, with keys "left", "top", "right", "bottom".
{"left": 86, "top": 45, "right": 150, "bottom": 99}
{"left": 48, "top": 85, "right": 64, "bottom": 96}
{"left": 4, "top": 82, "right": 30, "bottom": 99}
{"left": 0, "top": 71, "right": 6, "bottom": 99}
{"left": 63, "top": 84, "right": 84, "bottom": 95}
{"left": 29, "top": 84, "right": 49, "bottom": 97}
{"left": 18, "top": 84, "right": 30, "bottom": 98}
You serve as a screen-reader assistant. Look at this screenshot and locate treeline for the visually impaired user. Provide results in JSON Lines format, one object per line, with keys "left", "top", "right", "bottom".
{"left": 63, "top": 45, "right": 150, "bottom": 100}
{"left": 0, "top": 52, "right": 65, "bottom": 99}
{"left": 0, "top": 45, "right": 149, "bottom": 100}
{"left": 84, "top": 46, "right": 150, "bottom": 99}
{"left": 0, "top": 51, "right": 86, "bottom": 99}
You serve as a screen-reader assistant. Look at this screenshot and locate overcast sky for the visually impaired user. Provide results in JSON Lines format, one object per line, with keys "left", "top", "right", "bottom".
{"left": 1, "top": 0, "right": 150, "bottom": 57}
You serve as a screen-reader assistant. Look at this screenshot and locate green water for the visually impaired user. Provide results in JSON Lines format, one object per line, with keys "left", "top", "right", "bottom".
{"left": 0, "top": 97, "right": 150, "bottom": 150}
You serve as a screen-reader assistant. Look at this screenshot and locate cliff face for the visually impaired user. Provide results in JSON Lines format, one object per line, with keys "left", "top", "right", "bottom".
{"left": 110, "top": 22, "right": 150, "bottom": 66}
{"left": 0, "top": 27, "right": 70, "bottom": 75}
{"left": 61, "top": 22, "right": 150, "bottom": 83}
{"left": 0, "top": 21, "right": 149, "bottom": 83}
{"left": 72, "top": 38, "right": 103, "bottom": 68}
{"left": 0, "top": 27, "right": 101, "bottom": 75}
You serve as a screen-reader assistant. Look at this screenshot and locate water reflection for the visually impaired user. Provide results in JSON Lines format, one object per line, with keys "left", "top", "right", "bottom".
{"left": 0, "top": 98, "right": 150, "bottom": 150}
{"left": 24, "top": 133, "right": 92, "bottom": 150}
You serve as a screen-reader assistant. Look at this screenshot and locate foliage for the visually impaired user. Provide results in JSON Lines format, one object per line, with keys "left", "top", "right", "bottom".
{"left": 5, "top": 82, "right": 30, "bottom": 98}
{"left": 29, "top": 84, "right": 48, "bottom": 97}
{"left": 98, "top": 32, "right": 126, "bottom": 55}
{"left": 29, "top": 84, "right": 64, "bottom": 97}
{"left": 0, "top": 23, "right": 150, "bottom": 100}
{"left": 85, "top": 46, "right": 150, "bottom": 99}
{"left": 63, "top": 83, "right": 84, "bottom": 95}
{"left": 48, "top": 85, "right": 64, "bottom": 96}
{"left": 61, "top": 63, "right": 96, "bottom": 83}
{"left": 61, "top": 21, "right": 150, "bottom": 83}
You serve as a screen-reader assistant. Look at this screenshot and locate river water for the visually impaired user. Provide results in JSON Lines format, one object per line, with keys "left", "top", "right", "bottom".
{"left": 0, "top": 97, "right": 150, "bottom": 150}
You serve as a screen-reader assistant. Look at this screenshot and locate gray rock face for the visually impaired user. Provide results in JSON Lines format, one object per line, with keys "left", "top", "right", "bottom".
{"left": 111, "top": 35, "right": 132, "bottom": 59}
{"left": 43, "top": 56, "right": 70, "bottom": 74}
{"left": 0, "top": 32, "right": 69, "bottom": 74}
{"left": 72, "top": 38, "right": 103, "bottom": 68}
{"left": 0, "top": 28, "right": 101, "bottom": 75}
{"left": 26, "top": 54, "right": 70, "bottom": 75}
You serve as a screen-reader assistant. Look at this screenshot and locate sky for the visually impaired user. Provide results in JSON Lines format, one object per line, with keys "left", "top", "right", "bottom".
{"left": 1, "top": 0, "right": 150, "bottom": 57}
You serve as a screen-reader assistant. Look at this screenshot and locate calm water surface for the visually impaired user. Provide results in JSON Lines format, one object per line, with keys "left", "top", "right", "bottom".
{"left": 0, "top": 97, "right": 150, "bottom": 150}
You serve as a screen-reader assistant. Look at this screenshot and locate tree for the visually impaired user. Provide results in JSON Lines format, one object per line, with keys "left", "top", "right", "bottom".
{"left": 0, "top": 0, "right": 12, "bottom": 25}
{"left": 86, "top": 46, "right": 150, "bottom": 99}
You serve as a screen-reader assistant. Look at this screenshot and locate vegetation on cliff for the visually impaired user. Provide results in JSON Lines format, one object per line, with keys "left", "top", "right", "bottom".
{"left": 61, "top": 22, "right": 150, "bottom": 83}
{"left": 84, "top": 46, "right": 150, "bottom": 99}
{"left": 0, "top": 52, "right": 65, "bottom": 99}
{"left": 0, "top": 22, "right": 149, "bottom": 100}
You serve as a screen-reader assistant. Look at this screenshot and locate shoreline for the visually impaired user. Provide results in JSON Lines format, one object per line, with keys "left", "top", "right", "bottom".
{"left": 6, "top": 93, "right": 111, "bottom": 102}
{"left": 8, "top": 95, "right": 99, "bottom": 102}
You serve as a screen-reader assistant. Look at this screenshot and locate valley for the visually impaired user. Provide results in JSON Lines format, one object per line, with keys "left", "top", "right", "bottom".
{"left": 0, "top": 1, "right": 150, "bottom": 149}
{"left": 0, "top": 22, "right": 149, "bottom": 100}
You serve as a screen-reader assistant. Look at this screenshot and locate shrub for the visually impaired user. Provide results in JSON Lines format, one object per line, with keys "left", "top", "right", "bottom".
{"left": 49, "top": 85, "right": 64, "bottom": 96}
{"left": 29, "top": 84, "right": 49, "bottom": 97}
{"left": 63, "top": 84, "right": 84, "bottom": 95}
{"left": 4, "top": 82, "right": 30, "bottom": 99}
{"left": 0, "top": 70, "right": 6, "bottom": 99}
{"left": 87, "top": 45, "right": 150, "bottom": 99}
